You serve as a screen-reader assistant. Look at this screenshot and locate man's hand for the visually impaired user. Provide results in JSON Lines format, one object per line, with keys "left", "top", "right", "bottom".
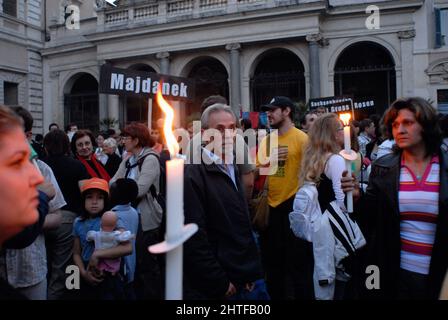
{"left": 245, "top": 282, "right": 255, "bottom": 292}
{"left": 82, "top": 269, "right": 103, "bottom": 286}
{"left": 37, "top": 181, "right": 56, "bottom": 200}
{"left": 225, "top": 282, "right": 237, "bottom": 298}
{"left": 341, "top": 170, "right": 361, "bottom": 201}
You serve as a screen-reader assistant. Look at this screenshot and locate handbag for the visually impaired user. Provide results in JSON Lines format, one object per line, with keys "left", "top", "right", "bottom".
{"left": 251, "top": 176, "right": 270, "bottom": 231}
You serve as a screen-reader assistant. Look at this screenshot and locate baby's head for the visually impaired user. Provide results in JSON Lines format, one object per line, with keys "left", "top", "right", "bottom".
{"left": 101, "top": 211, "right": 117, "bottom": 232}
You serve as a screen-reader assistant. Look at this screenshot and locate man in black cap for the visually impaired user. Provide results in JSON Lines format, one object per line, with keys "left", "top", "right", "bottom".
{"left": 256, "top": 96, "right": 309, "bottom": 299}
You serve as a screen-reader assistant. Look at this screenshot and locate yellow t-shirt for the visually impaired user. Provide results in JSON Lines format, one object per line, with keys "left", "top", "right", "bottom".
{"left": 257, "top": 127, "right": 308, "bottom": 208}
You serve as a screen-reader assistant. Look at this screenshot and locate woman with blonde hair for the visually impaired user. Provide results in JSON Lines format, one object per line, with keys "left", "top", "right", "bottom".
{"left": 300, "top": 113, "right": 347, "bottom": 210}
{"left": 293, "top": 113, "right": 353, "bottom": 300}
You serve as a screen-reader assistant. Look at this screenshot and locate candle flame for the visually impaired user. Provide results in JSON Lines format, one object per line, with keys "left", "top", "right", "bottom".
{"left": 339, "top": 113, "right": 351, "bottom": 126}
{"left": 156, "top": 83, "right": 179, "bottom": 157}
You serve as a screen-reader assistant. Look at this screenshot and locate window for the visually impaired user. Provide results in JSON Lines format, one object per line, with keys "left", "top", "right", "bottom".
{"left": 2, "top": 0, "right": 17, "bottom": 17}
{"left": 436, "top": 8, "right": 448, "bottom": 48}
{"left": 437, "top": 89, "right": 448, "bottom": 115}
{"left": 4, "top": 82, "right": 18, "bottom": 106}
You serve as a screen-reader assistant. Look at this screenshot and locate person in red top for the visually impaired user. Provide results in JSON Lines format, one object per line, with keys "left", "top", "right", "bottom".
{"left": 71, "top": 130, "right": 110, "bottom": 182}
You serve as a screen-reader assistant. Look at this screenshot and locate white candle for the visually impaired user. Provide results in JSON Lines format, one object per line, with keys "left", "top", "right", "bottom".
{"left": 148, "top": 84, "right": 198, "bottom": 301}
{"left": 344, "top": 126, "right": 351, "bottom": 153}
{"left": 343, "top": 126, "right": 353, "bottom": 213}
{"left": 339, "top": 113, "right": 353, "bottom": 213}
{"left": 165, "top": 157, "right": 184, "bottom": 300}
{"left": 166, "top": 157, "right": 184, "bottom": 241}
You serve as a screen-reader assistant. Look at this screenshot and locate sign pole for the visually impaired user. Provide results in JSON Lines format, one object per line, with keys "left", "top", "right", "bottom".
{"left": 148, "top": 98, "right": 153, "bottom": 129}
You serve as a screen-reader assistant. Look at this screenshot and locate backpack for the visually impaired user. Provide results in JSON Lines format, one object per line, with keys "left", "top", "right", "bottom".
{"left": 289, "top": 182, "right": 322, "bottom": 242}
{"left": 125, "top": 151, "right": 167, "bottom": 213}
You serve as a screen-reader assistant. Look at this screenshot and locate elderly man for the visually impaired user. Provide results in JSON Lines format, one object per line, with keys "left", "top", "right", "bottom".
{"left": 183, "top": 103, "right": 266, "bottom": 300}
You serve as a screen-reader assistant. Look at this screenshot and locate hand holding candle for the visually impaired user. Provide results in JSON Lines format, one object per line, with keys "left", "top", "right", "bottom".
{"left": 339, "top": 113, "right": 357, "bottom": 213}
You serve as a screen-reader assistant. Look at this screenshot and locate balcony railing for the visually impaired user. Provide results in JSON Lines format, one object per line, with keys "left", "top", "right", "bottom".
{"left": 98, "top": 0, "right": 314, "bottom": 29}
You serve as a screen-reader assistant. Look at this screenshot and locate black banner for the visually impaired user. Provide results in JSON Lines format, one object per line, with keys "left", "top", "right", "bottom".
{"left": 309, "top": 95, "right": 376, "bottom": 120}
{"left": 99, "top": 65, "right": 195, "bottom": 101}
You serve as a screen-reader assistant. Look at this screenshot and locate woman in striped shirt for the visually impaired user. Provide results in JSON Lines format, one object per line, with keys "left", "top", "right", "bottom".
{"left": 342, "top": 97, "right": 448, "bottom": 299}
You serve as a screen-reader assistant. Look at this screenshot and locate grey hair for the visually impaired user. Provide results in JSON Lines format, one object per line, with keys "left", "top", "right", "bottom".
{"left": 103, "top": 137, "right": 117, "bottom": 149}
{"left": 201, "top": 103, "right": 237, "bottom": 129}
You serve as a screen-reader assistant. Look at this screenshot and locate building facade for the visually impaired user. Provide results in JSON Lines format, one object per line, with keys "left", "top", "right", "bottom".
{"left": 1, "top": 0, "right": 448, "bottom": 134}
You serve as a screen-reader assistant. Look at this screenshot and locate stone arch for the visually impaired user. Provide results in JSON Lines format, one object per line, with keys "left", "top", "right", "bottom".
{"left": 63, "top": 72, "right": 99, "bottom": 132}
{"left": 328, "top": 36, "right": 399, "bottom": 73}
{"left": 248, "top": 47, "right": 307, "bottom": 110}
{"left": 62, "top": 69, "right": 99, "bottom": 95}
{"left": 331, "top": 40, "right": 397, "bottom": 117}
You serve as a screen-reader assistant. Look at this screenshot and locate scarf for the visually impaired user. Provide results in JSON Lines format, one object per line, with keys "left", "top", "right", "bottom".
{"left": 77, "top": 154, "right": 111, "bottom": 182}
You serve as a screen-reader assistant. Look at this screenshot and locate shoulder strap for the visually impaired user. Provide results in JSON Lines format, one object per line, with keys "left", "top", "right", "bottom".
{"left": 140, "top": 153, "right": 162, "bottom": 198}
{"left": 326, "top": 203, "right": 356, "bottom": 254}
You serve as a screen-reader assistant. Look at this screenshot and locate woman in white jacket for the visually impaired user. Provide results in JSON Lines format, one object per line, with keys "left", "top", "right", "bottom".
{"left": 298, "top": 113, "right": 353, "bottom": 300}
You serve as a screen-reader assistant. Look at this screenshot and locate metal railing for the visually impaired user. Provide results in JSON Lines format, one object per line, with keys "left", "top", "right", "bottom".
{"left": 100, "top": 0, "right": 309, "bottom": 27}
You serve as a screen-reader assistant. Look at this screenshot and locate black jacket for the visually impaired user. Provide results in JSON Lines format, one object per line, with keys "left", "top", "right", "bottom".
{"left": 183, "top": 155, "right": 262, "bottom": 299}
{"left": 105, "top": 153, "right": 122, "bottom": 177}
{"left": 357, "top": 145, "right": 448, "bottom": 299}
{"left": 43, "top": 155, "right": 89, "bottom": 214}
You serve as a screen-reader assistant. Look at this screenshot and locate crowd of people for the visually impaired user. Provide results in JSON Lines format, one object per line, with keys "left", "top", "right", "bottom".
{"left": 0, "top": 93, "right": 447, "bottom": 300}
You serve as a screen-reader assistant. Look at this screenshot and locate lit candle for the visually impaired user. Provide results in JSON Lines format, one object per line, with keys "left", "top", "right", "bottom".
{"left": 339, "top": 113, "right": 355, "bottom": 213}
{"left": 149, "top": 84, "right": 198, "bottom": 300}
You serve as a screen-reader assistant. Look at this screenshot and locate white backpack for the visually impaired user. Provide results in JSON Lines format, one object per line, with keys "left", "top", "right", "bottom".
{"left": 289, "top": 182, "right": 366, "bottom": 300}
{"left": 289, "top": 182, "right": 322, "bottom": 242}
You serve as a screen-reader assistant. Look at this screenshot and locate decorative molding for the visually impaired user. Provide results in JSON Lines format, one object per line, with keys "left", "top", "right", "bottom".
{"left": 306, "top": 33, "right": 328, "bottom": 47}
{"left": 306, "top": 33, "right": 322, "bottom": 43}
{"left": 397, "top": 29, "right": 416, "bottom": 40}
{"left": 50, "top": 71, "right": 60, "bottom": 79}
{"left": 156, "top": 51, "right": 170, "bottom": 59}
{"left": 426, "top": 60, "right": 448, "bottom": 84}
{"left": 225, "top": 43, "right": 241, "bottom": 51}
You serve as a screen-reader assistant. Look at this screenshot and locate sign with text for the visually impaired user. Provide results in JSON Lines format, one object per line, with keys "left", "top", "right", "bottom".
{"left": 309, "top": 95, "right": 376, "bottom": 120}
{"left": 99, "top": 65, "right": 195, "bottom": 101}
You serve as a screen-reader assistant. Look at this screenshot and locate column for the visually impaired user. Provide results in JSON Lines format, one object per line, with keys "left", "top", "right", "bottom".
{"left": 226, "top": 43, "right": 242, "bottom": 115}
{"left": 108, "top": 94, "right": 120, "bottom": 130}
{"left": 98, "top": 60, "right": 110, "bottom": 129}
{"left": 306, "top": 33, "right": 322, "bottom": 99}
{"left": 156, "top": 51, "right": 170, "bottom": 75}
{"left": 398, "top": 30, "right": 416, "bottom": 97}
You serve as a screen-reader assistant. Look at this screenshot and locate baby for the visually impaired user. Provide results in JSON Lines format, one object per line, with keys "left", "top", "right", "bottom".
{"left": 86, "top": 211, "right": 134, "bottom": 275}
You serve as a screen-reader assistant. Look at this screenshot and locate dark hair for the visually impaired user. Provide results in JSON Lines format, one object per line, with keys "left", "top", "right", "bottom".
{"left": 11, "top": 106, "right": 33, "bottom": 133}
{"left": 240, "top": 118, "right": 252, "bottom": 130}
{"left": 359, "top": 119, "right": 373, "bottom": 133}
{"left": 122, "top": 122, "right": 154, "bottom": 148}
{"left": 351, "top": 120, "right": 360, "bottom": 128}
{"left": 35, "top": 134, "right": 44, "bottom": 143}
{"left": 299, "top": 111, "right": 314, "bottom": 127}
{"left": 106, "top": 129, "right": 116, "bottom": 137}
{"left": 97, "top": 131, "right": 109, "bottom": 140}
{"left": 369, "top": 114, "right": 381, "bottom": 140}
{"left": 44, "top": 129, "right": 70, "bottom": 156}
{"left": 201, "top": 95, "right": 228, "bottom": 112}
{"left": 110, "top": 178, "right": 138, "bottom": 207}
{"left": 0, "top": 105, "right": 23, "bottom": 139}
{"left": 80, "top": 188, "right": 110, "bottom": 220}
{"left": 383, "top": 97, "right": 442, "bottom": 156}
{"left": 48, "top": 123, "right": 59, "bottom": 131}
{"left": 350, "top": 123, "right": 360, "bottom": 152}
{"left": 70, "top": 129, "right": 97, "bottom": 156}
{"left": 66, "top": 123, "right": 77, "bottom": 132}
